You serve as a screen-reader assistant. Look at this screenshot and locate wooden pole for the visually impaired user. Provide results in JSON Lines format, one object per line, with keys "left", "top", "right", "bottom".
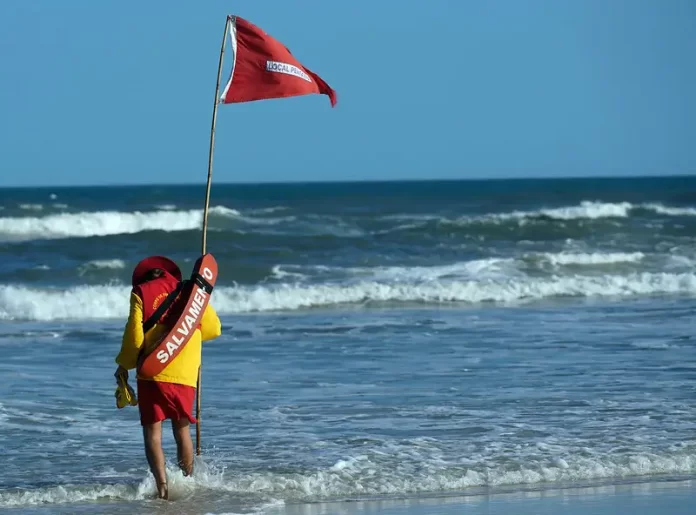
{"left": 197, "top": 14, "right": 231, "bottom": 456}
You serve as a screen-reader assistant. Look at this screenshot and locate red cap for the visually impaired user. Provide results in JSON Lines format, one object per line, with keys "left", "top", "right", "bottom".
{"left": 131, "top": 256, "right": 182, "bottom": 286}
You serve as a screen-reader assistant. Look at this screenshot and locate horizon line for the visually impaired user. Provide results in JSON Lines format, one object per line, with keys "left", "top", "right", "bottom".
{"left": 1, "top": 172, "right": 695, "bottom": 190}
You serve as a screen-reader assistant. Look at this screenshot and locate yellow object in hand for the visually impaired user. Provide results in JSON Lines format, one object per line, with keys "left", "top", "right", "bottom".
{"left": 115, "top": 376, "right": 138, "bottom": 409}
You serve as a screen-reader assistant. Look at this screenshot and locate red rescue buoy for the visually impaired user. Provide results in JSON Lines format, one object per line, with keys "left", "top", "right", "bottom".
{"left": 137, "top": 253, "right": 218, "bottom": 378}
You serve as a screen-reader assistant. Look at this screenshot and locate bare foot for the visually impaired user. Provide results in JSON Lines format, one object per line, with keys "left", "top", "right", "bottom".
{"left": 157, "top": 481, "right": 169, "bottom": 500}
{"left": 178, "top": 458, "right": 194, "bottom": 477}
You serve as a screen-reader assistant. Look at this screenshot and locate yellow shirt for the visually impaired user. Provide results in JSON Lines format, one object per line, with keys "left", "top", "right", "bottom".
{"left": 116, "top": 291, "right": 222, "bottom": 387}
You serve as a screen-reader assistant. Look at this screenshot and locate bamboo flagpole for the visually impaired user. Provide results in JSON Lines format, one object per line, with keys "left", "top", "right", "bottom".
{"left": 197, "top": 15, "right": 231, "bottom": 456}
{"left": 195, "top": 13, "right": 337, "bottom": 457}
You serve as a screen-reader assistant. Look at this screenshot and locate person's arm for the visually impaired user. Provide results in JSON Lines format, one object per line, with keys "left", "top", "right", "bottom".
{"left": 200, "top": 303, "right": 222, "bottom": 342}
{"left": 115, "top": 292, "right": 145, "bottom": 371}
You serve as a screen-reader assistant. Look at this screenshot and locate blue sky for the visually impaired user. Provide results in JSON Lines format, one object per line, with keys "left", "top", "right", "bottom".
{"left": 1, "top": 1, "right": 695, "bottom": 187}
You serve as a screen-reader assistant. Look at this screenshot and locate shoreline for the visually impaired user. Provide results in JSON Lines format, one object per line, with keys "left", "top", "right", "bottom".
{"left": 275, "top": 478, "right": 696, "bottom": 515}
{"left": 2, "top": 475, "right": 694, "bottom": 514}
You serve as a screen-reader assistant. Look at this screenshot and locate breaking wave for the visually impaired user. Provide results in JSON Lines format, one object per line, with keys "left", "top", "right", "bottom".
{"left": 501, "top": 201, "right": 633, "bottom": 221}
{"left": 491, "top": 201, "right": 696, "bottom": 221}
{"left": 1, "top": 270, "right": 695, "bottom": 321}
{"left": 79, "top": 259, "right": 126, "bottom": 271}
{"left": 379, "top": 201, "right": 696, "bottom": 234}
{"left": 0, "top": 201, "right": 694, "bottom": 243}
{"left": 537, "top": 251, "right": 645, "bottom": 266}
{"left": 0, "top": 449, "right": 693, "bottom": 507}
{"left": 0, "top": 206, "right": 240, "bottom": 241}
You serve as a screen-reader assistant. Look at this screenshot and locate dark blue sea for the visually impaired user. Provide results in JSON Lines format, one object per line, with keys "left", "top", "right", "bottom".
{"left": 0, "top": 177, "right": 694, "bottom": 514}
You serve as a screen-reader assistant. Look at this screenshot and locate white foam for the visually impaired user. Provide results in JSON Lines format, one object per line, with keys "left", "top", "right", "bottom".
{"left": 535, "top": 201, "right": 633, "bottom": 220}
{"left": 202, "top": 500, "right": 286, "bottom": 515}
{"left": 540, "top": 252, "right": 645, "bottom": 266}
{"left": 631, "top": 340, "right": 673, "bottom": 350}
{"left": 236, "top": 214, "right": 297, "bottom": 226}
{"left": 365, "top": 259, "right": 516, "bottom": 282}
{"left": 377, "top": 202, "right": 646, "bottom": 232}
{"left": 210, "top": 206, "right": 241, "bottom": 217}
{"left": 2, "top": 201, "right": 693, "bottom": 242}
{"left": 667, "top": 255, "right": 696, "bottom": 268}
{"left": 286, "top": 259, "right": 518, "bottom": 284}
{"left": 249, "top": 206, "right": 289, "bottom": 214}
{"left": 0, "top": 459, "right": 281, "bottom": 508}
{"left": 463, "top": 201, "right": 634, "bottom": 224}
{"left": 270, "top": 265, "right": 308, "bottom": 281}
{"left": 19, "top": 203, "right": 43, "bottom": 211}
{"left": 1, "top": 450, "right": 692, "bottom": 507}
{"left": 469, "top": 201, "right": 696, "bottom": 224}
{"left": 79, "top": 259, "right": 126, "bottom": 271}
{"left": 0, "top": 206, "right": 239, "bottom": 241}
{"left": 0, "top": 461, "right": 209, "bottom": 507}
{"left": 644, "top": 203, "right": 696, "bottom": 216}
{"left": 0, "top": 284, "right": 131, "bottom": 321}
{"left": 157, "top": 451, "right": 696, "bottom": 500}
{"left": 0, "top": 483, "right": 142, "bottom": 507}
{"left": 2, "top": 271, "right": 695, "bottom": 321}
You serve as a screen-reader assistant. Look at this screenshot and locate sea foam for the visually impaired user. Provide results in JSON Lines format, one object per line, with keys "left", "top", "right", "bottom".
{"left": 1, "top": 201, "right": 694, "bottom": 242}
{"left": 0, "top": 206, "right": 240, "bottom": 241}
{"left": 1, "top": 271, "right": 694, "bottom": 321}
{"left": 0, "top": 449, "right": 693, "bottom": 507}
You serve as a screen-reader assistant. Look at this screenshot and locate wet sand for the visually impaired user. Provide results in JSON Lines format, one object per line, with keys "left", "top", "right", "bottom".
{"left": 276, "top": 479, "right": 695, "bottom": 515}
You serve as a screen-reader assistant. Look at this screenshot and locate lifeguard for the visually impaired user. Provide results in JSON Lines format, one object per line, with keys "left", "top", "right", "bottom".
{"left": 114, "top": 254, "right": 222, "bottom": 500}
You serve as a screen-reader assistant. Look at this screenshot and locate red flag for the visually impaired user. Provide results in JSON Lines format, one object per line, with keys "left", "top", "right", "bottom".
{"left": 220, "top": 16, "right": 337, "bottom": 107}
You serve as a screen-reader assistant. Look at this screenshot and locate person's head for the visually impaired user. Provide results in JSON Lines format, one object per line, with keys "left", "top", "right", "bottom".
{"left": 131, "top": 256, "right": 182, "bottom": 287}
{"left": 140, "top": 268, "right": 165, "bottom": 284}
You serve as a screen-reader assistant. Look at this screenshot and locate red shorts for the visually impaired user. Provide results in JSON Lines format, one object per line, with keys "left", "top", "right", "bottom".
{"left": 137, "top": 379, "right": 197, "bottom": 426}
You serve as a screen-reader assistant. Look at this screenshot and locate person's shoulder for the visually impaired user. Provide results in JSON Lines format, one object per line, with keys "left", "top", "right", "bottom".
{"left": 201, "top": 303, "right": 222, "bottom": 339}
{"left": 129, "top": 290, "right": 144, "bottom": 309}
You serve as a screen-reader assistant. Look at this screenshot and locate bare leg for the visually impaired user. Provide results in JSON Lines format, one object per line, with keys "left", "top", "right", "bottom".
{"left": 172, "top": 418, "right": 194, "bottom": 476}
{"left": 143, "top": 422, "right": 168, "bottom": 499}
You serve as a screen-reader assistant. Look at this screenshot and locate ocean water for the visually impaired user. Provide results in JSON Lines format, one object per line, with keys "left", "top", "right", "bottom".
{"left": 0, "top": 177, "right": 694, "bottom": 514}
